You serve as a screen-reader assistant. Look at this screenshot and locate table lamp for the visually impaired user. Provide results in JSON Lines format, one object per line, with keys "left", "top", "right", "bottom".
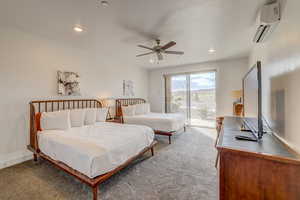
{"left": 231, "top": 90, "right": 242, "bottom": 103}
{"left": 101, "top": 98, "right": 115, "bottom": 119}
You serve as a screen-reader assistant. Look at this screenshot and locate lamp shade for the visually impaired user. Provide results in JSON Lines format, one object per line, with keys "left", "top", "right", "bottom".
{"left": 100, "top": 98, "right": 115, "bottom": 107}
{"left": 231, "top": 90, "right": 242, "bottom": 99}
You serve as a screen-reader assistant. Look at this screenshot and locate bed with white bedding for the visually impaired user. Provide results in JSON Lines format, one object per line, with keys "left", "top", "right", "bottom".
{"left": 38, "top": 122, "right": 154, "bottom": 178}
{"left": 116, "top": 98, "right": 186, "bottom": 144}
{"left": 123, "top": 112, "right": 185, "bottom": 133}
{"left": 28, "top": 99, "right": 157, "bottom": 200}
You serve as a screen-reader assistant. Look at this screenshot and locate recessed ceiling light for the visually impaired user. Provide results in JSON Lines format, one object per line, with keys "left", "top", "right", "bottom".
{"left": 208, "top": 48, "right": 216, "bottom": 53}
{"left": 73, "top": 25, "right": 84, "bottom": 32}
{"left": 100, "top": 0, "right": 109, "bottom": 7}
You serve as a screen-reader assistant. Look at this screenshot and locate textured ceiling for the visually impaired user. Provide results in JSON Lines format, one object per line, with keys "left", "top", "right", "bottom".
{"left": 0, "top": 0, "right": 265, "bottom": 68}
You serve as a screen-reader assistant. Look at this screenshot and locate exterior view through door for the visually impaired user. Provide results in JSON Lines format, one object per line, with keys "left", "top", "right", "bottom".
{"left": 165, "top": 71, "right": 216, "bottom": 128}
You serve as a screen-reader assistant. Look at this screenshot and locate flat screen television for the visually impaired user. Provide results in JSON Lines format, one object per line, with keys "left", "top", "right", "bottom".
{"left": 241, "top": 61, "right": 263, "bottom": 141}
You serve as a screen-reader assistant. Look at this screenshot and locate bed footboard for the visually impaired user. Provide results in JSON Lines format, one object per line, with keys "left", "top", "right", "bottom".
{"left": 37, "top": 140, "right": 157, "bottom": 200}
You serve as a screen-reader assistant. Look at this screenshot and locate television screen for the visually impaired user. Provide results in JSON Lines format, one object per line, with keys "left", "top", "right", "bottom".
{"left": 243, "top": 66, "right": 259, "bottom": 118}
{"left": 243, "top": 61, "right": 263, "bottom": 139}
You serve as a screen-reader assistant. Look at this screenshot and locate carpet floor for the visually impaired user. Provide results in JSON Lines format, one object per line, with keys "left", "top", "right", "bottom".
{"left": 0, "top": 127, "right": 218, "bottom": 200}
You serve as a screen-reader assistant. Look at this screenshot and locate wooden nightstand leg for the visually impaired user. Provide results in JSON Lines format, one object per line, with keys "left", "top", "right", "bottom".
{"left": 215, "top": 131, "right": 220, "bottom": 148}
{"left": 215, "top": 152, "right": 220, "bottom": 169}
{"left": 33, "top": 153, "right": 38, "bottom": 162}
{"left": 169, "top": 136, "right": 171, "bottom": 144}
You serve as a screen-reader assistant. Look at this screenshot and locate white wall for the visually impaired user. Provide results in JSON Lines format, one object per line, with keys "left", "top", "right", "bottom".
{"left": 249, "top": 0, "right": 300, "bottom": 153}
{"left": 148, "top": 58, "right": 249, "bottom": 117}
{"left": 0, "top": 27, "right": 148, "bottom": 169}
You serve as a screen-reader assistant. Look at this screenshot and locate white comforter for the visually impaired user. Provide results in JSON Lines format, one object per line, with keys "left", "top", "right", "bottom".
{"left": 124, "top": 112, "right": 186, "bottom": 132}
{"left": 38, "top": 122, "right": 154, "bottom": 178}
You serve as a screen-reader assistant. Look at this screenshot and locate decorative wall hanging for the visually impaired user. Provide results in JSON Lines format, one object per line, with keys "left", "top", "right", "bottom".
{"left": 57, "top": 71, "right": 80, "bottom": 96}
{"left": 123, "top": 80, "right": 134, "bottom": 97}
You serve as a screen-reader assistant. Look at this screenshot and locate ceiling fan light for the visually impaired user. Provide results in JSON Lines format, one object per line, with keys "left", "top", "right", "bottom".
{"left": 208, "top": 48, "right": 216, "bottom": 53}
{"left": 73, "top": 25, "right": 84, "bottom": 32}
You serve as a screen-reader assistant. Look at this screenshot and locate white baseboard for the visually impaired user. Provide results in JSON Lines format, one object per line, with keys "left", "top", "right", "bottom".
{"left": 0, "top": 150, "right": 33, "bottom": 170}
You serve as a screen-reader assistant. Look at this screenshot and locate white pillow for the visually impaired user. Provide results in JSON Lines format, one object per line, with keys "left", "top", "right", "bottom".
{"left": 122, "top": 105, "right": 136, "bottom": 117}
{"left": 85, "top": 109, "right": 97, "bottom": 125}
{"left": 135, "top": 103, "right": 145, "bottom": 115}
{"left": 70, "top": 109, "right": 85, "bottom": 127}
{"left": 144, "top": 103, "right": 151, "bottom": 114}
{"left": 135, "top": 103, "right": 151, "bottom": 115}
{"left": 41, "top": 110, "right": 71, "bottom": 130}
{"left": 96, "top": 108, "right": 108, "bottom": 122}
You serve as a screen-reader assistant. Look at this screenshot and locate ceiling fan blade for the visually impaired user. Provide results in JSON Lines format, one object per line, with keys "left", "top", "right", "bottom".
{"left": 164, "top": 50, "right": 184, "bottom": 55}
{"left": 136, "top": 52, "right": 155, "bottom": 57}
{"left": 137, "top": 45, "right": 154, "bottom": 51}
{"left": 157, "top": 53, "right": 163, "bottom": 60}
{"left": 161, "top": 41, "right": 176, "bottom": 50}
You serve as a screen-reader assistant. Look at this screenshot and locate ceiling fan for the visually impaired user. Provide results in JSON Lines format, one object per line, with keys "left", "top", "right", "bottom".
{"left": 136, "top": 39, "right": 184, "bottom": 61}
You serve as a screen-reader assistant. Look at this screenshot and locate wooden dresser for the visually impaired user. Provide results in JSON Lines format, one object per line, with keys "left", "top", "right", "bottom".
{"left": 216, "top": 117, "right": 300, "bottom": 200}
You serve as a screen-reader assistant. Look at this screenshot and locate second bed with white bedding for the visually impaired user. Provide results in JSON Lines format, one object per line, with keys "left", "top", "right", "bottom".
{"left": 38, "top": 122, "right": 154, "bottom": 178}
{"left": 123, "top": 112, "right": 186, "bottom": 132}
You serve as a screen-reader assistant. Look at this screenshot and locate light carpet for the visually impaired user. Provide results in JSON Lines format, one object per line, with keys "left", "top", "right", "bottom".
{"left": 0, "top": 127, "right": 218, "bottom": 200}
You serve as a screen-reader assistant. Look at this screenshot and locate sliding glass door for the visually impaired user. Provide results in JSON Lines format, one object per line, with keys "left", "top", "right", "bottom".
{"left": 169, "top": 74, "right": 188, "bottom": 117}
{"left": 165, "top": 71, "right": 216, "bottom": 128}
{"left": 189, "top": 72, "right": 216, "bottom": 127}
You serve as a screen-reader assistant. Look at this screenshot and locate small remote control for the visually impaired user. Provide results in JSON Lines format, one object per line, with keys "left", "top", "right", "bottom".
{"left": 235, "top": 135, "right": 258, "bottom": 142}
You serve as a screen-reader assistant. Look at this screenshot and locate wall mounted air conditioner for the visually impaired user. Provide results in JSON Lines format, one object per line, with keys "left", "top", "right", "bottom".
{"left": 253, "top": 1, "right": 281, "bottom": 43}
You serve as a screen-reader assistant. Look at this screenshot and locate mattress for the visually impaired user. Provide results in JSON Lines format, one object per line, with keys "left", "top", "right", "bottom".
{"left": 123, "top": 112, "right": 186, "bottom": 132}
{"left": 38, "top": 122, "right": 154, "bottom": 178}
